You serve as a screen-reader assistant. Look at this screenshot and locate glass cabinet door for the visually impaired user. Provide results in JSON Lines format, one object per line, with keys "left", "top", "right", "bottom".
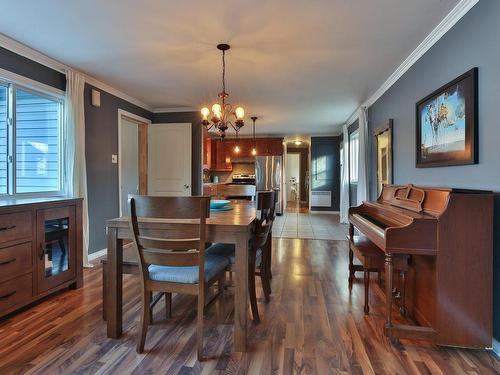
{"left": 37, "top": 206, "right": 76, "bottom": 293}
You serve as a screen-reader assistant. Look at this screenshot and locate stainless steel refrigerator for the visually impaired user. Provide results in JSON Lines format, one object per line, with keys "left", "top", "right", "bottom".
{"left": 255, "top": 156, "right": 283, "bottom": 215}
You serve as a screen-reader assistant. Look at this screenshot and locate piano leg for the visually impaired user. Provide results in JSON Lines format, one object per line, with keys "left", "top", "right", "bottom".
{"left": 364, "top": 270, "right": 370, "bottom": 314}
{"left": 348, "top": 248, "right": 354, "bottom": 289}
{"left": 384, "top": 253, "right": 394, "bottom": 333}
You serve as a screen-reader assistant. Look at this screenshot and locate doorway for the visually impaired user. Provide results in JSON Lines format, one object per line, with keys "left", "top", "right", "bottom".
{"left": 118, "top": 110, "right": 150, "bottom": 216}
{"left": 286, "top": 144, "right": 310, "bottom": 211}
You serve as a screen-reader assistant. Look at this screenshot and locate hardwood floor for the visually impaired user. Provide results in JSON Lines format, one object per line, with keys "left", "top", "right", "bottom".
{"left": 0, "top": 238, "right": 499, "bottom": 374}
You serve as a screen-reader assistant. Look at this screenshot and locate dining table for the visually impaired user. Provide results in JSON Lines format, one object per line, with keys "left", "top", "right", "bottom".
{"left": 104, "top": 200, "right": 256, "bottom": 352}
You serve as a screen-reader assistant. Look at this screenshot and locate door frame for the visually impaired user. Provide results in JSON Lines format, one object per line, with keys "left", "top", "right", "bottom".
{"left": 117, "top": 109, "right": 151, "bottom": 216}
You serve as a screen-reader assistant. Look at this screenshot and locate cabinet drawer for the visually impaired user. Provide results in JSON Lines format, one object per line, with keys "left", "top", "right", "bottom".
{"left": 0, "top": 211, "right": 32, "bottom": 244}
{"left": 0, "top": 242, "right": 32, "bottom": 283}
{"left": 0, "top": 273, "right": 32, "bottom": 315}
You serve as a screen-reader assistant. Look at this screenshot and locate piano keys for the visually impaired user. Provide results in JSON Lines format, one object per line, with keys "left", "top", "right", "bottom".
{"left": 348, "top": 184, "right": 493, "bottom": 348}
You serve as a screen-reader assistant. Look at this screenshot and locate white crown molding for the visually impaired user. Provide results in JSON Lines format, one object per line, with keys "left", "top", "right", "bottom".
{"left": 153, "top": 106, "right": 198, "bottom": 113}
{"left": 344, "top": 0, "right": 479, "bottom": 126}
{"left": 0, "top": 33, "right": 153, "bottom": 112}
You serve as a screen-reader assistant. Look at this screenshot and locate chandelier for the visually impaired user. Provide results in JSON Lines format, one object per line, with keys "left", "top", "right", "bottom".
{"left": 201, "top": 44, "right": 244, "bottom": 139}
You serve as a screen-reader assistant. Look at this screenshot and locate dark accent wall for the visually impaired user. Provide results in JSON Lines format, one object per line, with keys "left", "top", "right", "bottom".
{"left": 367, "top": 0, "right": 500, "bottom": 344}
{"left": 84, "top": 84, "right": 153, "bottom": 253}
{"left": 152, "top": 111, "right": 203, "bottom": 197}
{"left": 310, "top": 136, "right": 340, "bottom": 211}
{"left": 0, "top": 46, "right": 66, "bottom": 90}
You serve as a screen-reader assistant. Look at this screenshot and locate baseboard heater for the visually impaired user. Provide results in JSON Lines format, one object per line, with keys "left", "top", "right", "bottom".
{"left": 311, "top": 191, "right": 331, "bottom": 207}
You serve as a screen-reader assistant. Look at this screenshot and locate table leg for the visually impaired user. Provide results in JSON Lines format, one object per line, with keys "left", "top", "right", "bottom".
{"left": 384, "top": 253, "right": 394, "bottom": 331}
{"left": 234, "top": 232, "right": 249, "bottom": 352}
{"left": 106, "top": 227, "right": 123, "bottom": 338}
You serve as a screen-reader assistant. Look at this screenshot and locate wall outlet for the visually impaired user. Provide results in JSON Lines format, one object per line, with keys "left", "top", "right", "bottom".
{"left": 111, "top": 154, "right": 118, "bottom": 163}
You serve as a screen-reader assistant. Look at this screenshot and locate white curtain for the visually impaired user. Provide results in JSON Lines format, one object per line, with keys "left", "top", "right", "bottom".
{"left": 356, "top": 107, "right": 369, "bottom": 205}
{"left": 64, "top": 70, "right": 92, "bottom": 267}
{"left": 339, "top": 124, "right": 350, "bottom": 223}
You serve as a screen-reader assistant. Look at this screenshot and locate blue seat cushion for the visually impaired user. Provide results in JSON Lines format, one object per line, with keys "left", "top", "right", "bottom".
{"left": 148, "top": 253, "right": 229, "bottom": 284}
{"left": 206, "top": 243, "right": 262, "bottom": 266}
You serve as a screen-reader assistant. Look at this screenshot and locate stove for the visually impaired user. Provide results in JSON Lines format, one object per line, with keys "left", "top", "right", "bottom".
{"left": 230, "top": 174, "right": 256, "bottom": 185}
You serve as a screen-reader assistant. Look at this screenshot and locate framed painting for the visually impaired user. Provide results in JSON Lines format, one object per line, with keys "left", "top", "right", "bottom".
{"left": 415, "top": 67, "right": 478, "bottom": 167}
{"left": 373, "top": 119, "right": 393, "bottom": 196}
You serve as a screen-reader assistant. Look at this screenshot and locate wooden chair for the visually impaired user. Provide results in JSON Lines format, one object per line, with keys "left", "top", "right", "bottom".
{"left": 216, "top": 184, "right": 256, "bottom": 200}
{"left": 207, "top": 190, "right": 275, "bottom": 323}
{"left": 347, "top": 233, "right": 409, "bottom": 315}
{"left": 128, "top": 195, "right": 228, "bottom": 360}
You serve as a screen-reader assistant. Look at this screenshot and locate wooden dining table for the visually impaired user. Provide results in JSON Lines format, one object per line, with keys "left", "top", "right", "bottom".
{"left": 104, "top": 200, "right": 256, "bottom": 352}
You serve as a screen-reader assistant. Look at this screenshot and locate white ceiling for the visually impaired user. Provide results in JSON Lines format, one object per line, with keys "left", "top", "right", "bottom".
{"left": 0, "top": 0, "right": 460, "bottom": 135}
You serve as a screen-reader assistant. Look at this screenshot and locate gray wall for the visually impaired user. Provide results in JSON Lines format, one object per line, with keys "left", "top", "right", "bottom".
{"left": 152, "top": 111, "right": 203, "bottom": 196}
{"left": 84, "top": 84, "right": 153, "bottom": 253}
{"left": 367, "top": 0, "right": 500, "bottom": 344}
{"left": 0, "top": 46, "right": 66, "bottom": 90}
{"left": 310, "top": 136, "right": 340, "bottom": 211}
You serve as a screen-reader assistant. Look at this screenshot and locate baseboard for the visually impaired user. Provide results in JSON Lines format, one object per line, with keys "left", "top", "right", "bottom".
{"left": 493, "top": 338, "right": 500, "bottom": 358}
{"left": 309, "top": 210, "right": 340, "bottom": 214}
{"left": 88, "top": 248, "right": 107, "bottom": 262}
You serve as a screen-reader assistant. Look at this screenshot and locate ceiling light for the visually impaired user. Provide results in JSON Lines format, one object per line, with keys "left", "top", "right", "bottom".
{"left": 294, "top": 140, "right": 302, "bottom": 145}
{"left": 201, "top": 44, "right": 244, "bottom": 139}
{"left": 251, "top": 116, "right": 258, "bottom": 156}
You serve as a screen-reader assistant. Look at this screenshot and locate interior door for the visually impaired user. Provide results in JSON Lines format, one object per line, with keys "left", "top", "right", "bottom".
{"left": 119, "top": 118, "right": 139, "bottom": 216}
{"left": 148, "top": 123, "right": 192, "bottom": 196}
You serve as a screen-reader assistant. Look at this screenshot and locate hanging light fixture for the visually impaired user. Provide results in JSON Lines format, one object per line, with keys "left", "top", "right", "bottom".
{"left": 251, "top": 116, "right": 258, "bottom": 156}
{"left": 201, "top": 44, "right": 244, "bottom": 139}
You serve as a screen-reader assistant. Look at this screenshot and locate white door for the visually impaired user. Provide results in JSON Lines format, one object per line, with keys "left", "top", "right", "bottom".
{"left": 119, "top": 118, "right": 139, "bottom": 216}
{"left": 148, "top": 123, "right": 192, "bottom": 196}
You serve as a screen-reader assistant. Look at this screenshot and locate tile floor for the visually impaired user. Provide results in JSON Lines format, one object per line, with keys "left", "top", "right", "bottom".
{"left": 272, "top": 210, "right": 349, "bottom": 240}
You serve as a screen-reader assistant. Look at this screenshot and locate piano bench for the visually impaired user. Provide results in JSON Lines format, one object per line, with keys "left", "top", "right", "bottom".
{"left": 347, "top": 235, "right": 408, "bottom": 315}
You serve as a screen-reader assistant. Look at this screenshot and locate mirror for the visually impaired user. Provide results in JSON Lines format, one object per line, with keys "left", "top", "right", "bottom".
{"left": 374, "top": 119, "right": 393, "bottom": 196}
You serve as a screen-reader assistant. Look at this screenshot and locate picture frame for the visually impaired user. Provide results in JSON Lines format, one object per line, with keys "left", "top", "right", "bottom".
{"left": 373, "top": 119, "right": 393, "bottom": 196}
{"left": 415, "top": 67, "right": 478, "bottom": 168}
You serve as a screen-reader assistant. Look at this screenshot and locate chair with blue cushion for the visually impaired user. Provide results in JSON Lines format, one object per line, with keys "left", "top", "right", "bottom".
{"left": 208, "top": 190, "right": 275, "bottom": 323}
{"left": 129, "top": 195, "right": 228, "bottom": 361}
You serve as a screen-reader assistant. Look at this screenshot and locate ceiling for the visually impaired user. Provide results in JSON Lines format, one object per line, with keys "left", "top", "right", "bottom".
{"left": 0, "top": 0, "right": 460, "bottom": 135}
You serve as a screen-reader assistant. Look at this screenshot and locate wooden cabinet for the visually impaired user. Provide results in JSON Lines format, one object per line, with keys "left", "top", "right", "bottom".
{"left": 203, "top": 135, "right": 284, "bottom": 171}
{"left": 0, "top": 198, "right": 82, "bottom": 318}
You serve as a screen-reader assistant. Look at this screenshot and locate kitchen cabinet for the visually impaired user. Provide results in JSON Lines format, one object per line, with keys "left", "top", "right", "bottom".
{"left": 203, "top": 135, "right": 283, "bottom": 170}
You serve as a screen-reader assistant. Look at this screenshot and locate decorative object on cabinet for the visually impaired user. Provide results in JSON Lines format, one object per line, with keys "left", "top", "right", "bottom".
{"left": 0, "top": 198, "right": 83, "bottom": 318}
{"left": 200, "top": 44, "right": 245, "bottom": 139}
{"left": 416, "top": 68, "right": 478, "bottom": 167}
{"left": 373, "top": 119, "right": 393, "bottom": 196}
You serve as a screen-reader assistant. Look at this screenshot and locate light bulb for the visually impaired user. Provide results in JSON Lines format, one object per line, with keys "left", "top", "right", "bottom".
{"left": 294, "top": 140, "right": 302, "bottom": 146}
{"left": 234, "top": 145, "right": 240, "bottom": 153}
{"left": 235, "top": 107, "right": 244, "bottom": 119}
{"left": 201, "top": 107, "right": 210, "bottom": 119}
{"left": 212, "top": 103, "right": 222, "bottom": 115}
{"left": 251, "top": 148, "right": 257, "bottom": 156}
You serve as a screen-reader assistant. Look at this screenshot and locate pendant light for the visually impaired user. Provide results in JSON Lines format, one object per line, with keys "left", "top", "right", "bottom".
{"left": 251, "top": 116, "right": 258, "bottom": 156}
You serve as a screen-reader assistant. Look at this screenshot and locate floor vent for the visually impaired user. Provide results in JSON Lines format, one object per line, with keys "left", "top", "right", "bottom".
{"left": 311, "top": 191, "right": 331, "bottom": 207}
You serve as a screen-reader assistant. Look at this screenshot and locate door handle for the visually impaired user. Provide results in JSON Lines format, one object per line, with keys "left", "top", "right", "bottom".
{"left": 0, "top": 258, "right": 16, "bottom": 266}
{"left": 0, "top": 225, "right": 16, "bottom": 232}
{"left": 0, "top": 291, "right": 16, "bottom": 299}
{"left": 184, "top": 184, "right": 190, "bottom": 189}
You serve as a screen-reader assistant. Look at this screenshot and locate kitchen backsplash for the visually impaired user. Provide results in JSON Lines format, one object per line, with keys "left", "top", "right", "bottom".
{"left": 207, "top": 163, "right": 255, "bottom": 184}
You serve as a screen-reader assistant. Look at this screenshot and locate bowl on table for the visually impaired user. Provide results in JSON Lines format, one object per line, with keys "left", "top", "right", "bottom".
{"left": 210, "top": 199, "right": 231, "bottom": 210}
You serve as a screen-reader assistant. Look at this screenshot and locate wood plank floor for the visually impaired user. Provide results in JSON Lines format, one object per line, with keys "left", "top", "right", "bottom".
{"left": 0, "top": 238, "right": 499, "bottom": 374}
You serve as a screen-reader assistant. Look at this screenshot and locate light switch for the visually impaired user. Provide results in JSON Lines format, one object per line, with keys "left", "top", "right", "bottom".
{"left": 111, "top": 154, "right": 118, "bottom": 163}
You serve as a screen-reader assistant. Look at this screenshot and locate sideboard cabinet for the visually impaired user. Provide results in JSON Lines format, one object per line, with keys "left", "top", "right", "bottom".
{"left": 0, "top": 198, "right": 83, "bottom": 318}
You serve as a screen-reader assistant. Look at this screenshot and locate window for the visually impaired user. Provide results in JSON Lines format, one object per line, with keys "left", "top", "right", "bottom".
{"left": 349, "top": 129, "right": 359, "bottom": 183}
{"left": 0, "top": 81, "right": 63, "bottom": 196}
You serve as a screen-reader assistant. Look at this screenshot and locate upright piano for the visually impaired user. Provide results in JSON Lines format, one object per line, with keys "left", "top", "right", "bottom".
{"left": 349, "top": 184, "right": 493, "bottom": 348}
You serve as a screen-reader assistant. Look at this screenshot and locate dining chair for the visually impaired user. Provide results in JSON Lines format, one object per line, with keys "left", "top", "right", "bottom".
{"left": 128, "top": 195, "right": 229, "bottom": 360}
{"left": 207, "top": 190, "right": 275, "bottom": 322}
